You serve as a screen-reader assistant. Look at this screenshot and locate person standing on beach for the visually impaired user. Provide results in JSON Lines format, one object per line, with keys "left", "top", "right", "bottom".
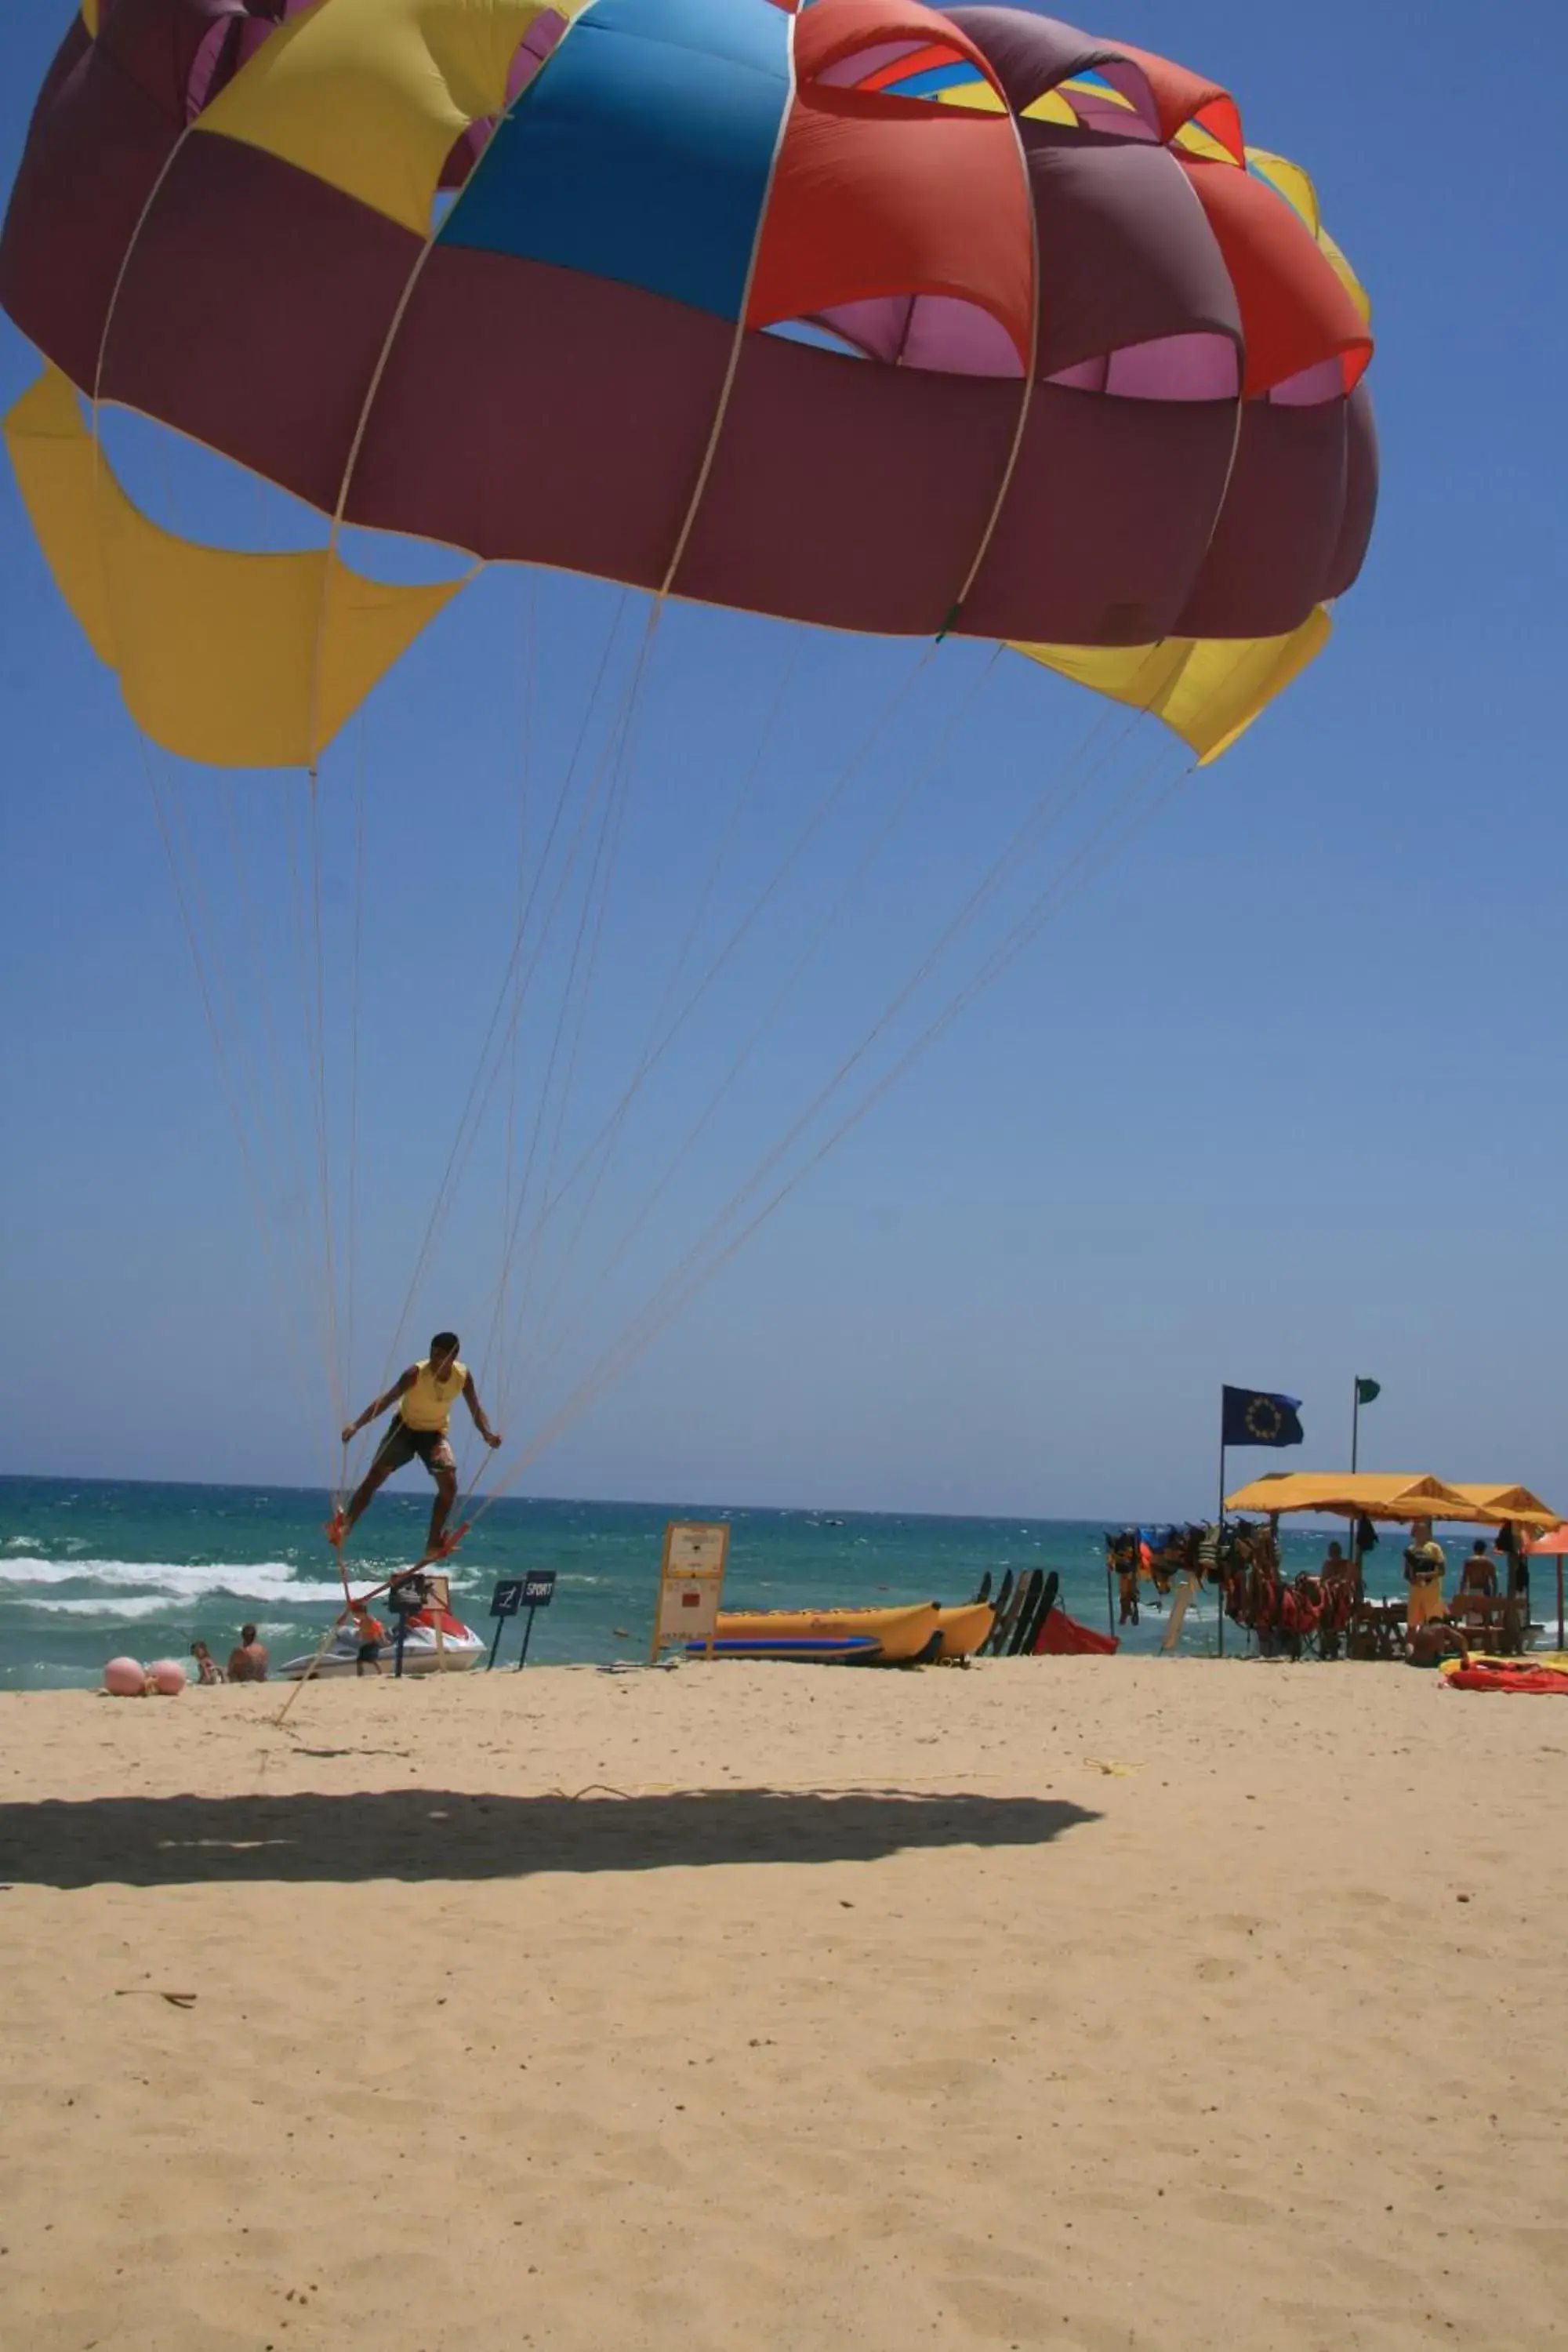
{"left": 227, "top": 1624, "right": 270, "bottom": 1682}
{"left": 348, "top": 1600, "right": 387, "bottom": 1678}
{"left": 1459, "top": 1541, "right": 1498, "bottom": 1596}
{"left": 189, "top": 1640, "right": 224, "bottom": 1686}
{"left": 330, "top": 1334, "right": 502, "bottom": 1563}
{"left": 1403, "top": 1520, "right": 1447, "bottom": 1631}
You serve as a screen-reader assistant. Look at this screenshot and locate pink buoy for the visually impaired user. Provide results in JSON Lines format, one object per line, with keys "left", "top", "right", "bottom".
{"left": 150, "top": 1659, "right": 187, "bottom": 1696}
{"left": 104, "top": 1656, "right": 145, "bottom": 1697}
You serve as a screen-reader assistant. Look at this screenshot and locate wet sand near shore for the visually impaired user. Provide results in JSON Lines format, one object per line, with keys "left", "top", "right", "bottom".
{"left": 1, "top": 1658, "right": 1563, "bottom": 2350}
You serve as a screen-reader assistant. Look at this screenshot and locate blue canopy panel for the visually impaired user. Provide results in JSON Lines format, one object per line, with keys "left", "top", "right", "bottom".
{"left": 441, "top": 0, "right": 793, "bottom": 323}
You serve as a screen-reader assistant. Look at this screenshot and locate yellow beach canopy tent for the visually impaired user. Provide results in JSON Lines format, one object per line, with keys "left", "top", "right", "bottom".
{"left": 1446, "top": 1485, "right": 1562, "bottom": 1531}
{"left": 1225, "top": 1473, "right": 1475, "bottom": 1523}
{"left": 1225, "top": 1472, "right": 1561, "bottom": 1527}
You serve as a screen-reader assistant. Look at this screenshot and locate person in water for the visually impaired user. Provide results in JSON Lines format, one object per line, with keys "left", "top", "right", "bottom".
{"left": 332, "top": 1333, "right": 502, "bottom": 1560}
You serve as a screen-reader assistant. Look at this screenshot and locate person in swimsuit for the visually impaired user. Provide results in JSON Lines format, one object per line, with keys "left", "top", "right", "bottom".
{"left": 189, "top": 1639, "right": 225, "bottom": 1686}
{"left": 1408, "top": 1619, "right": 1470, "bottom": 1670}
{"left": 1459, "top": 1541, "right": 1498, "bottom": 1597}
{"left": 332, "top": 1333, "right": 502, "bottom": 1561}
{"left": 227, "top": 1624, "right": 270, "bottom": 1682}
{"left": 347, "top": 1600, "right": 387, "bottom": 1677}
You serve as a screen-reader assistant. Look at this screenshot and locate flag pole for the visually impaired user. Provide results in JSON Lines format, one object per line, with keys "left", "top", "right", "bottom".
{"left": 1216, "top": 1407, "right": 1227, "bottom": 1660}
{"left": 1350, "top": 1374, "right": 1360, "bottom": 1588}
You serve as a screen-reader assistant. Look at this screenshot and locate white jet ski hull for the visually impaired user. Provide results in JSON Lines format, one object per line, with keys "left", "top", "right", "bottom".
{"left": 280, "top": 1614, "right": 487, "bottom": 1680}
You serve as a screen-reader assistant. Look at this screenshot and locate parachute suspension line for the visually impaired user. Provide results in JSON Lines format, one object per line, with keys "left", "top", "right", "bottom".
{"left": 298, "top": 0, "right": 586, "bottom": 784}
{"left": 275, "top": 775, "right": 355, "bottom": 1486}
{"left": 139, "top": 742, "right": 339, "bottom": 1503}
{"left": 83, "top": 96, "right": 352, "bottom": 1496}
{"left": 303, "top": 768, "right": 350, "bottom": 1504}
{"left": 358, "top": 587, "right": 633, "bottom": 1460}
{"left": 510, "top": 644, "right": 1007, "bottom": 1412}
{"left": 471, "top": 728, "right": 1191, "bottom": 1517}
{"left": 502, "top": 628, "right": 805, "bottom": 1407}
{"left": 218, "top": 778, "right": 315, "bottom": 1283}
{"left": 486, "top": 576, "right": 539, "bottom": 1446}
{"left": 572, "top": 754, "right": 1195, "bottom": 1455}
{"left": 653, "top": 725, "right": 1185, "bottom": 1317}
{"left": 479, "top": 691, "right": 1149, "bottom": 1504}
{"left": 458, "top": 599, "right": 664, "bottom": 1505}
{"left": 341, "top": 712, "right": 371, "bottom": 1499}
{"left": 162, "top": 770, "right": 343, "bottom": 1449}
{"left": 489, "top": 607, "right": 654, "bottom": 1396}
{"left": 89, "top": 121, "right": 194, "bottom": 426}
{"left": 289, "top": 35, "right": 581, "bottom": 1522}
{"left": 489, "top": 631, "right": 940, "bottom": 1374}
{"left": 942, "top": 99, "right": 1044, "bottom": 637}
{"left": 454, "top": 7, "right": 806, "bottom": 1470}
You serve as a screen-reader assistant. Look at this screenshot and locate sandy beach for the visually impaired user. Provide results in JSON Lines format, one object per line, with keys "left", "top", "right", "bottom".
{"left": 2, "top": 1657, "right": 1564, "bottom": 2351}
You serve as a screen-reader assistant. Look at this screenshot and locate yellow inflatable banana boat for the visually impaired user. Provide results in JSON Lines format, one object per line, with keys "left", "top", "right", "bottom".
{"left": 689, "top": 1601, "right": 943, "bottom": 1664}
{"left": 932, "top": 1602, "right": 996, "bottom": 1659}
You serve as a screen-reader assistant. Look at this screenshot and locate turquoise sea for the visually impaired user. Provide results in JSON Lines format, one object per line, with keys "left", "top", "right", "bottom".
{"left": 0, "top": 1474, "right": 1421, "bottom": 1689}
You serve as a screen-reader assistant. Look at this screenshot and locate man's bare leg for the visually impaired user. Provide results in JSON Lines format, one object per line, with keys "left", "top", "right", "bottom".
{"left": 424, "top": 1470, "right": 459, "bottom": 1557}
{"left": 331, "top": 1455, "right": 396, "bottom": 1548}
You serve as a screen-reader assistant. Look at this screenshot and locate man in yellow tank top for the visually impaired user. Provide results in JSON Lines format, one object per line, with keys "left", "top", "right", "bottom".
{"left": 332, "top": 1332, "right": 502, "bottom": 1559}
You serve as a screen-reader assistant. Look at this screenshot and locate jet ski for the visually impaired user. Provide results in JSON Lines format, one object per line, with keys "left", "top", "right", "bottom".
{"left": 280, "top": 1603, "right": 487, "bottom": 1679}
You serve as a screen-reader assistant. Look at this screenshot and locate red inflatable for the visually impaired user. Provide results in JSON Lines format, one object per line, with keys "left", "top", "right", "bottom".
{"left": 1443, "top": 1663, "right": 1568, "bottom": 1696}
{"left": 1036, "top": 1611, "right": 1119, "bottom": 1657}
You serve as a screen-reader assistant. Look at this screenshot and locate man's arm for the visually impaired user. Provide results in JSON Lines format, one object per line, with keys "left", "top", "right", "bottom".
{"left": 462, "top": 1372, "right": 503, "bottom": 1450}
{"left": 341, "top": 1368, "right": 416, "bottom": 1446}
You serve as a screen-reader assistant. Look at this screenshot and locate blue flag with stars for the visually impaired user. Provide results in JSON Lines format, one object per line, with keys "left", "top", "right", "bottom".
{"left": 1221, "top": 1387, "right": 1305, "bottom": 1448}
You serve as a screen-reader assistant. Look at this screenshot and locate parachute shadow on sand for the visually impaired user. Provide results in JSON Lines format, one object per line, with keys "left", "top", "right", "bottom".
{"left": 0, "top": 1786, "right": 1098, "bottom": 1889}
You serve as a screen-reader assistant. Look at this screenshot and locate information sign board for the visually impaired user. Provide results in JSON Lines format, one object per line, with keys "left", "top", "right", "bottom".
{"left": 652, "top": 1522, "right": 730, "bottom": 1661}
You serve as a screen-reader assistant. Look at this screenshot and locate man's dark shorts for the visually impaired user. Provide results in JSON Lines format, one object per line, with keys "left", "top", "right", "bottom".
{"left": 373, "top": 1417, "right": 456, "bottom": 1478}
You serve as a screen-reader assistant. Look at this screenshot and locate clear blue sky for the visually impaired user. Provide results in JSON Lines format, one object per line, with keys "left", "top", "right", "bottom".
{"left": 1, "top": 1, "right": 1563, "bottom": 1522}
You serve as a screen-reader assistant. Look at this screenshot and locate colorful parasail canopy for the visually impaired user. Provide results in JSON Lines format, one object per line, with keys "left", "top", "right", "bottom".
{"left": 0, "top": 0, "right": 1377, "bottom": 768}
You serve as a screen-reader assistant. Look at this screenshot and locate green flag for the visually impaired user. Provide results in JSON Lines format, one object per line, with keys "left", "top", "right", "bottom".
{"left": 1356, "top": 1377, "right": 1381, "bottom": 1406}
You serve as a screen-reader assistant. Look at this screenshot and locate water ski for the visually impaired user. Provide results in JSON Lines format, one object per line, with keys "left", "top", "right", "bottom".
{"left": 987, "top": 1571, "right": 1025, "bottom": 1646}
{"left": 982, "top": 1573, "right": 1022, "bottom": 1655}
{"left": 1007, "top": 1569, "right": 1047, "bottom": 1656}
{"left": 1021, "top": 1570, "right": 1062, "bottom": 1655}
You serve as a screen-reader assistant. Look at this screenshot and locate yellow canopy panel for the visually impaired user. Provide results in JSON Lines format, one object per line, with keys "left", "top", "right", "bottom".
{"left": 1011, "top": 610, "right": 1332, "bottom": 765}
{"left": 1224, "top": 1472, "right": 1479, "bottom": 1523}
{"left": 1447, "top": 1484, "right": 1562, "bottom": 1531}
{"left": 192, "top": 0, "right": 586, "bottom": 241}
{"left": 4, "top": 368, "right": 463, "bottom": 769}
